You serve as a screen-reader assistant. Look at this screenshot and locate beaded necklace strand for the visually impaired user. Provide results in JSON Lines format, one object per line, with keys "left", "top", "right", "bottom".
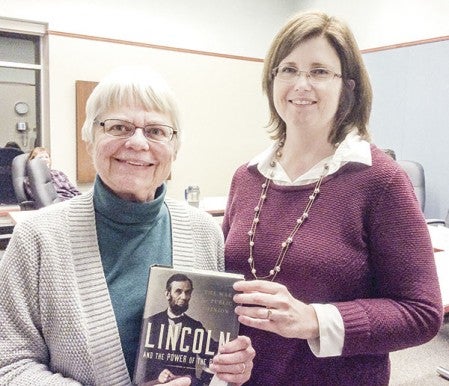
{"left": 247, "top": 142, "right": 329, "bottom": 281}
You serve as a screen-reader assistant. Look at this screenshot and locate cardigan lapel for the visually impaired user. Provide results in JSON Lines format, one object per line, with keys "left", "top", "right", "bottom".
{"left": 68, "top": 191, "right": 130, "bottom": 385}
{"left": 165, "top": 197, "right": 196, "bottom": 270}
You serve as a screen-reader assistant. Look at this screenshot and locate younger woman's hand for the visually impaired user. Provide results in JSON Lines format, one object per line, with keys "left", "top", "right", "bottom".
{"left": 233, "top": 280, "right": 319, "bottom": 340}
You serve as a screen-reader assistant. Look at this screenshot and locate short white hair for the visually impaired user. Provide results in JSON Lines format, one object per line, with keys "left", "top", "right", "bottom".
{"left": 81, "top": 66, "right": 181, "bottom": 151}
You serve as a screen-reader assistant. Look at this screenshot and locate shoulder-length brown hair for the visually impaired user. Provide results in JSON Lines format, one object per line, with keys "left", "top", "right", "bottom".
{"left": 262, "top": 11, "right": 372, "bottom": 144}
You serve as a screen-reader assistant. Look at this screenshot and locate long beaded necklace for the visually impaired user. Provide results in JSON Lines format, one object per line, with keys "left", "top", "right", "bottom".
{"left": 247, "top": 142, "right": 329, "bottom": 281}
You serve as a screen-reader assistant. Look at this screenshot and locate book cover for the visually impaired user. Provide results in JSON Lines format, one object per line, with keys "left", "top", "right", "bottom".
{"left": 133, "top": 265, "right": 244, "bottom": 386}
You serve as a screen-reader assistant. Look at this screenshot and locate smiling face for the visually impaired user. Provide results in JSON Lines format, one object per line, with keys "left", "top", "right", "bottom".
{"left": 91, "top": 105, "right": 176, "bottom": 202}
{"left": 273, "top": 36, "right": 343, "bottom": 139}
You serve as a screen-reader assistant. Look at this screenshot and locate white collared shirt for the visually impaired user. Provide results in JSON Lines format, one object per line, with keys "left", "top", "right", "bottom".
{"left": 248, "top": 130, "right": 372, "bottom": 357}
{"left": 249, "top": 130, "right": 372, "bottom": 185}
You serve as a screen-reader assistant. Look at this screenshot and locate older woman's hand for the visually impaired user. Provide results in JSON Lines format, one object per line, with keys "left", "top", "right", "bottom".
{"left": 233, "top": 280, "right": 320, "bottom": 340}
{"left": 165, "top": 378, "right": 191, "bottom": 386}
{"left": 209, "top": 335, "right": 255, "bottom": 385}
{"left": 142, "top": 375, "right": 191, "bottom": 386}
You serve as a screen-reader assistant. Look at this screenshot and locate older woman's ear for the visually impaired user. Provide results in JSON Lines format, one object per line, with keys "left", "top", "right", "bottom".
{"left": 86, "top": 142, "right": 94, "bottom": 157}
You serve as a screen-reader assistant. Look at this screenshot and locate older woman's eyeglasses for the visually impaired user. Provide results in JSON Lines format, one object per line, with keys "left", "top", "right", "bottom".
{"left": 98, "top": 119, "right": 177, "bottom": 143}
{"left": 272, "top": 65, "right": 342, "bottom": 84}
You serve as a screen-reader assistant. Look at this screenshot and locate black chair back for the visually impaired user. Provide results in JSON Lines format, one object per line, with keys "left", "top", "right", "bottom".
{"left": 11, "top": 153, "right": 35, "bottom": 210}
{"left": 0, "top": 147, "right": 24, "bottom": 205}
{"left": 26, "top": 159, "right": 62, "bottom": 209}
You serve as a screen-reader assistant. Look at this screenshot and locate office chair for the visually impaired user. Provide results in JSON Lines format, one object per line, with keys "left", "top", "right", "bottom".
{"left": 26, "top": 158, "right": 62, "bottom": 209}
{"left": 11, "top": 153, "right": 35, "bottom": 210}
{"left": 397, "top": 160, "right": 425, "bottom": 212}
{"left": 0, "top": 147, "right": 24, "bottom": 205}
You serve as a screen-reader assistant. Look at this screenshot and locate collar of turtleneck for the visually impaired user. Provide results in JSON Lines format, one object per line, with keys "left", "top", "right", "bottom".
{"left": 93, "top": 176, "right": 167, "bottom": 226}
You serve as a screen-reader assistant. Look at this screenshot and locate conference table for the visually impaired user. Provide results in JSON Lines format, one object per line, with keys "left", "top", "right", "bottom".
{"left": 7, "top": 209, "right": 39, "bottom": 224}
{"left": 0, "top": 205, "right": 20, "bottom": 250}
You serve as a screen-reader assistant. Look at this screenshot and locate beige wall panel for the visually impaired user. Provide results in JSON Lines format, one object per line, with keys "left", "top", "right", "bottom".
{"left": 48, "top": 35, "right": 271, "bottom": 200}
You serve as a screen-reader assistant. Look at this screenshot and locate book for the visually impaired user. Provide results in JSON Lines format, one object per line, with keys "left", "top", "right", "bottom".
{"left": 133, "top": 265, "right": 244, "bottom": 386}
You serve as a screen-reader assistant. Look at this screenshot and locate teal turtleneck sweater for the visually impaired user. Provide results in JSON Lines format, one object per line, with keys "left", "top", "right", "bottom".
{"left": 93, "top": 177, "right": 172, "bottom": 377}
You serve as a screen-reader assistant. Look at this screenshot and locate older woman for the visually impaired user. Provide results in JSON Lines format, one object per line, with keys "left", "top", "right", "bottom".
{"left": 224, "top": 11, "right": 442, "bottom": 385}
{"left": 0, "top": 67, "right": 254, "bottom": 385}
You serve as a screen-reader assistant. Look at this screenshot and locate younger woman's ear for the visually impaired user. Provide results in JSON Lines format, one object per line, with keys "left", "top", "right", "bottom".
{"left": 346, "top": 79, "right": 355, "bottom": 90}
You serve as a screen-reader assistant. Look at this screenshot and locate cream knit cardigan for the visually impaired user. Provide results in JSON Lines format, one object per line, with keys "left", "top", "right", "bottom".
{"left": 0, "top": 191, "right": 224, "bottom": 385}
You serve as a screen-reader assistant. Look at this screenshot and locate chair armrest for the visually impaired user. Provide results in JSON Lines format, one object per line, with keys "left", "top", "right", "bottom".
{"left": 437, "top": 366, "right": 449, "bottom": 380}
{"left": 19, "top": 200, "right": 35, "bottom": 211}
{"left": 426, "top": 219, "right": 446, "bottom": 226}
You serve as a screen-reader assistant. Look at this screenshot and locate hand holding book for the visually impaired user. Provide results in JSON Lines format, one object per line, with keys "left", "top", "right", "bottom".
{"left": 209, "top": 335, "right": 254, "bottom": 386}
{"left": 140, "top": 375, "right": 192, "bottom": 386}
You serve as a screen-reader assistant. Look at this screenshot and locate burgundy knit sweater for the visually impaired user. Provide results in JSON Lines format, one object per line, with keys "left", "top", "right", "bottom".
{"left": 223, "top": 146, "right": 443, "bottom": 386}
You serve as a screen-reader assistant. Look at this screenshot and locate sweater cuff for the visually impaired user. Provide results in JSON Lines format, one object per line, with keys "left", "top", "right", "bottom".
{"left": 333, "top": 301, "right": 371, "bottom": 355}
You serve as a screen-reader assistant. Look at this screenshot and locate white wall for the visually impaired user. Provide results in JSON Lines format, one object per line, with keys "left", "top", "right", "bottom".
{"left": 1, "top": 0, "right": 449, "bottom": 202}
{"left": 297, "top": 0, "right": 449, "bottom": 50}
{"left": 0, "top": 0, "right": 296, "bottom": 58}
{"left": 3, "top": 0, "right": 449, "bottom": 58}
